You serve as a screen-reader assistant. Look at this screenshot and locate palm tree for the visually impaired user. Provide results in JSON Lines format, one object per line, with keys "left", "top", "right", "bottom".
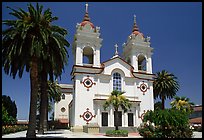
{"left": 103, "top": 90, "right": 132, "bottom": 130}
{"left": 153, "top": 70, "right": 179, "bottom": 110}
{"left": 154, "top": 101, "right": 162, "bottom": 110}
{"left": 170, "top": 96, "right": 194, "bottom": 114}
{"left": 37, "top": 80, "right": 62, "bottom": 133}
{"left": 2, "top": 3, "right": 69, "bottom": 138}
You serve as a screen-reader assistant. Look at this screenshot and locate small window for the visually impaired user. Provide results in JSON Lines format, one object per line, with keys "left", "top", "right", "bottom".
{"left": 62, "top": 94, "right": 65, "bottom": 100}
{"left": 127, "top": 57, "right": 131, "bottom": 64}
{"left": 83, "top": 47, "right": 93, "bottom": 64}
{"left": 61, "top": 107, "right": 66, "bottom": 112}
{"left": 113, "top": 72, "right": 122, "bottom": 91}
{"left": 138, "top": 54, "right": 146, "bottom": 71}
{"left": 128, "top": 113, "right": 134, "bottom": 126}
{"left": 102, "top": 112, "right": 108, "bottom": 126}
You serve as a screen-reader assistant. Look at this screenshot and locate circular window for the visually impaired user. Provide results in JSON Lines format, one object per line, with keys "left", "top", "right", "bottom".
{"left": 85, "top": 80, "right": 91, "bottom": 86}
{"left": 61, "top": 107, "right": 66, "bottom": 112}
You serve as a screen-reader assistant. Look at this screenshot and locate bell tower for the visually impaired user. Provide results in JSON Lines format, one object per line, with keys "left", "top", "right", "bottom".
{"left": 123, "top": 15, "right": 153, "bottom": 74}
{"left": 72, "top": 3, "right": 103, "bottom": 67}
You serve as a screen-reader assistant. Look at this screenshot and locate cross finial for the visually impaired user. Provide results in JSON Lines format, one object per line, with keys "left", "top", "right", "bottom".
{"left": 85, "top": 3, "right": 88, "bottom": 13}
{"left": 115, "top": 44, "right": 118, "bottom": 56}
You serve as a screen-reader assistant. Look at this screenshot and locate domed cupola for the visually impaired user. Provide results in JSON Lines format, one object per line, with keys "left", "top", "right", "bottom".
{"left": 72, "top": 3, "right": 103, "bottom": 67}
{"left": 131, "top": 15, "right": 143, "bottom": 37}
{"left": 122, "top": 15, "right": 153, "bottom": 74}
{"left": 80, "top": 3, "right": 94, "bottom": 28}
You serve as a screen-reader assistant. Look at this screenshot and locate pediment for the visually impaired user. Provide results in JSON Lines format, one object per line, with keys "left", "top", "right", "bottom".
{"left": 101, "top": 56, "right": 134, "bottom": 77}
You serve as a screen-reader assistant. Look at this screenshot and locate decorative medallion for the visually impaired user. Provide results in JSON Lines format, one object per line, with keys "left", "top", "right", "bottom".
{"left": 138, "top": 110, "right": 146, "bottom": 120}
{"left": 80, "top": 108, "right": 96, "bottom": 124}
{"left": 81, "top": 75, "right": 96, "bottom": 91}
{"left": 137, "top": 81, "right": 150, "bottom": 95}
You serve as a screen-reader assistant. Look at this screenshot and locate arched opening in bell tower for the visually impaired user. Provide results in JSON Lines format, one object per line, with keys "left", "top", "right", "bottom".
{"left": 138, "top": 54, "right": 146, "bottom": 71}
{"left": 83, "top": 46, "right": 94, "bottom": 65}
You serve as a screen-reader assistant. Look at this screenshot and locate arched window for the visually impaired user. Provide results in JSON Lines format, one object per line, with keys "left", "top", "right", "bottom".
{"left": 138, "top": 54, "right": 146, "bottom": 71}
{"left": 62, "top": 94, "right": 65, "bottom": 100}
{"left": 113, "top": 72, "right": 121, "bottom": 91}
{"left": 83, "top": 46, "right": 93, "bottom": 64}
{"left": 127, "top": 57, "right": 131, "bottom": 65}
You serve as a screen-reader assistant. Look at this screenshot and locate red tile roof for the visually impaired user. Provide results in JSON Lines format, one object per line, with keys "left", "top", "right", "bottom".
{"left": 58, "top": 119, "right": 68, "bottom": 124}
{"left": 189, "top": 117, "right": 202, "bottom": 124}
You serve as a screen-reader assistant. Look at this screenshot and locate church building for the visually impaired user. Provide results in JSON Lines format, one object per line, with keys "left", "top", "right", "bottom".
{"left": 54, "top": 4, "right": 155, "bottom": 132}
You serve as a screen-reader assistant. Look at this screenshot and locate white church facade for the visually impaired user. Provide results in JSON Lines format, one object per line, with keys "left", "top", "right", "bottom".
{"left": 54, "top": 4, "right": 155, "bottom": 132}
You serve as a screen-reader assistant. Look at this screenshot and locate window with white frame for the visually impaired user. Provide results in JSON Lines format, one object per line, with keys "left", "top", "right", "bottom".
{"left": 113, "top": 72, "right": 122, "bottom": 91}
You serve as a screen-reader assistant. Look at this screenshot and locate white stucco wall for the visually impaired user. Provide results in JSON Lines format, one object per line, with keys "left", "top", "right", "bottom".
{"left": 54, "top": 93, "right": 72, "bottom": 121}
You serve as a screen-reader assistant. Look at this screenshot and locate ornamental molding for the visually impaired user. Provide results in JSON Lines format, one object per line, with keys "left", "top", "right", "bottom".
{"left": 137, "top": 81, "right": 150, "bottom": 95}
{"left": 80, "top": 108, "right": 96, "bottom": 124}
{"left": 80, "top": 75, "right": 96, "bottom": 91}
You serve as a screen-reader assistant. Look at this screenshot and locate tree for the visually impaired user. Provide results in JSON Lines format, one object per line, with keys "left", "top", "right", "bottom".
{"left": 2, "top": 3, "right": 69, "bottom": 138}
{"left": 2, "top": 95, "right": 17, "bottom": 119}
{"left": 103, "top": 90, "right": 132, "bottom": 130}
{"left": 38, "top": 80, "right": 62, "bottom": 134}
{"left": 154, "top": 101, "right": 162, "bottom": 110}
{"left": 153, "top": 70, "right": 179, "bottom": 110}
{"left": 170, "top": 96, "right": 195, "bottom": 115}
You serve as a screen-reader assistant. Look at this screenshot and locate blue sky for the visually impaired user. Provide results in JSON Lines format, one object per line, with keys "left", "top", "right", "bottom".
{"left": 2, "top": 2, "right": 202, "bottom": 120}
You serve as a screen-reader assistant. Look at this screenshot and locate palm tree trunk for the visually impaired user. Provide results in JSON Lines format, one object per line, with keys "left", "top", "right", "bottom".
{"left": 26, "top": 57, "right": 38, "bottom": 138}
{"left": 162, "top": 95, "right": 165, "bottom": 110}
{"left": 115, "top": 109, "right": 119, "bottom": 130}
{"left": 38, "top": 70, "right": 48, "bottom": 134}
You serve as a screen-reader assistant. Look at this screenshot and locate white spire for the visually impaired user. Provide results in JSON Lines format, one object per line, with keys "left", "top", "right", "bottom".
{"left": 134, "top": 14, "right": 136, "bottom": 24}
{"left": 85, "top": 2, "right": 88, "bottom": 13}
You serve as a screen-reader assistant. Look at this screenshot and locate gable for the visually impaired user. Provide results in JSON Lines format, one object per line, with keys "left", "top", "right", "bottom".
{"left": 101, "top": 56, "right": 134, "bottom": 77}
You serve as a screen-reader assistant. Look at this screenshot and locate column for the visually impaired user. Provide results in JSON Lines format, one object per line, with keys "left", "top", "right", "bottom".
{"left": 147, "top": 56, "right": 152, "bottom": 74}
{"left": 97, "top": 104, "right": 101, "bottom": 127}
{"left": 135, "top": 107, "right": 138, "bottom": 127}
{"left": 132, "top": 55, "right": 137, "bottom": 72}
{"left": 124, "top": 112, "right": 128, "bottom": 127}
{"left": 110, "top": 107, "right": 114, "bottom": 127}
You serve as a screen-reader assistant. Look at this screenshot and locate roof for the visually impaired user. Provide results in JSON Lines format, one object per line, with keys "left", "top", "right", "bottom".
{"left": 102, "top": 55, "right": 133, "bottom": 69}
{"left": 193, "top": 106, "right": 202, "bottom": 112}
{"left": 189, "top": 117, "right": 202, "bottom": 124}
{"left": 58, "top": 119, "right": 69, "bottom": 124}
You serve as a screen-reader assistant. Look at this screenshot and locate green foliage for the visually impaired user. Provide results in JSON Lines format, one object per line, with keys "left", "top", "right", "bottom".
{"left": 153, "top": 70, "right": 179, "bottom": 109}
{"left": 2, "top": 125, "right": 28, "bottom": 135}
{"left": 2, "top": 102, "right": 17, "bottom": 125}
{"left": 106, "top": 130, "right": 128, "bottom": 137}
{"left": 170, "top": 96, "right": 195, "bottom": 115}
{"left": 103, "top": 90, "right": 131, "bottom": 112}
{"left": 138, "top": 109, "right": 193, "bottom": 138}
{"left": 103, "top": 90, "right": 132, "bottom": 130}
{"left": 154, "top": 101, "right": 162, "bottom": 110}
{"left": 2, "top": 95, "right": 17, "bottom": 119}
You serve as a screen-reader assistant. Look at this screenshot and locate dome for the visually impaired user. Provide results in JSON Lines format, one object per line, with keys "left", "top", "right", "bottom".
{"left": 80, "top": 3, "right": 95, "bottom": 29}
{"left": 81, "top": 20, "right": 94, "bottom": 28}
{"left": 131, "top": 15, "right": 144, "bottom": 37}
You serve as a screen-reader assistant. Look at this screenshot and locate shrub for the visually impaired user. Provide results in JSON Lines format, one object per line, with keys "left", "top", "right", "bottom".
{"left": 2, "top": 125, "right": 28, "bottom": 135}
{"left": 138, "top": 109, "right": 193, "bottom": 138}
{"left": 106, "top": 130, "right": 128, "bottom": 137}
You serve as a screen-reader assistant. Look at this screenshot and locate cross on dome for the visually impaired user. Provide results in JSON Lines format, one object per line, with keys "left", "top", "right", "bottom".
{"left": 80, "top": 2, "right": 94, "bottom": 28}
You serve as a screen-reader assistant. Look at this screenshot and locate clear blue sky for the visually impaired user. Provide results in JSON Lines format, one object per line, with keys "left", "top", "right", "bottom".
{"left": 2, "top": 2, "right": 202, "bottom": 120}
